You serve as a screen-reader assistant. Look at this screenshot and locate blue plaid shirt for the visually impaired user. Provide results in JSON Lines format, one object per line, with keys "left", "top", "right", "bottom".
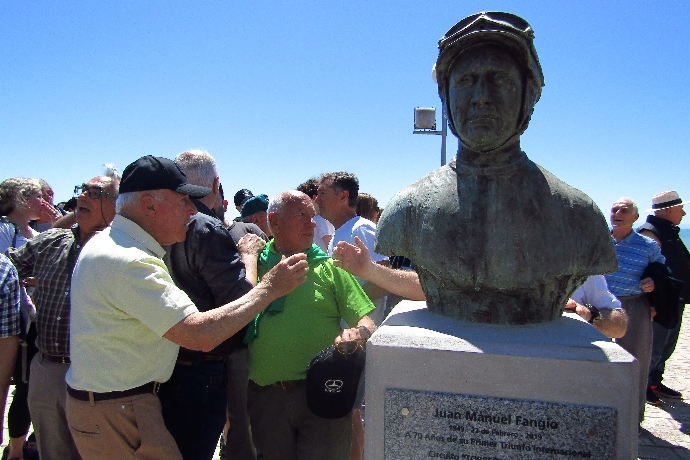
{"left": 0, "top": 253, "right": 20, "bottom": 338}
{"left": 605, "top": 231, "right": 665, "bottom": 296}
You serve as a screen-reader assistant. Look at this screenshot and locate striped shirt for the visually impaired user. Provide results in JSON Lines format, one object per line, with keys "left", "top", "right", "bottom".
{"left": 605, "top": 231, "right": 665, "bottom": 297}
{"left": 0, "top": 253, "right": 21, "bottom": 338}
{"left": 9, "top": 227, "right": 81, "bottom": 356}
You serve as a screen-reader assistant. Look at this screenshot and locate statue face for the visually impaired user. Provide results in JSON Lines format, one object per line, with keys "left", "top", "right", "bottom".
{"left": 448, "top": 46, "right": 523, "bottom": 151}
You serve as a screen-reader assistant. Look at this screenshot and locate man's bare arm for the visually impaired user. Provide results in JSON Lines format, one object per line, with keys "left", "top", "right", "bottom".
{"left": 237, "top": 233, "right": 266, "bottom": 287}
{"left": 164, "top": 253, "right": 308, "bottom": 351}
{"left": 332, "top": 237, "right": 425, "bottom": 301}
{"left": 335, "top": 315, "right": 376, "bottom": 346}
{"left": 565, "top": 299, "right": 628, "bottom": 338}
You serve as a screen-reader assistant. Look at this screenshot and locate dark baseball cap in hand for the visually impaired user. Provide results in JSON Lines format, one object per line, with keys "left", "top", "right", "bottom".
{"left": 119, "top": 155, "right": 211, "bottom": 198}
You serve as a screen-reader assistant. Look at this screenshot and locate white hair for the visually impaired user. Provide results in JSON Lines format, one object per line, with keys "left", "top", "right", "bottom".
{"left": 267, "top": 191, "right": 309, "bottom": 233}
{"left": 175, "top": 150, "right": 218, "bottom": 188}
{"left": 115, "top": 190, "right": 165, "bottom": 214}
{"left": 615, "top": 196, "right": 639, "bottom": 216}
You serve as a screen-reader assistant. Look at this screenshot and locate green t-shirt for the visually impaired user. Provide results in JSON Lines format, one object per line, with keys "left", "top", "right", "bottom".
{"left": 247, "top": 248, "right": 375, "bottom": 386}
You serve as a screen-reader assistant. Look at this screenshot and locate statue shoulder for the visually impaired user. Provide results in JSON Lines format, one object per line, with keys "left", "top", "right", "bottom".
{"left": 376, "top": 165, "right": 455, "bottom": 256}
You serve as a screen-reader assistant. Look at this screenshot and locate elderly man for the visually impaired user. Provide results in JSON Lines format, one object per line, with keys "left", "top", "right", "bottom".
{"left": 376, "top": 12, "right": 616, "bottom": 324}
{"left": 241, "top": 194, "right": 272, "bottom": 237}
{"left": 8, "top": 174, "right": 118, "bottom": 460}
{"left": 638, "top": 191, "right": 690, "bottom": 402}
{"left": 604, "top": 197, "right": 665, "bottom": 425}
{"left": 64, "top": 156, "right": 308, "bottom": 460}
{"left": 245, "top": 190, "right": 375, "bottom": 460}
{"left": 158, "top": 150, "right": 260, "bottom": 460}
{"left": 0, "top": 254, "right": 20, "bottom": 447}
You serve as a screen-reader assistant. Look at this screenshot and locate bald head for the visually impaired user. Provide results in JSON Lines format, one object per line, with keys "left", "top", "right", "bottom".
{"left": 268, "top": 191, "right": 316, "bottom": 255}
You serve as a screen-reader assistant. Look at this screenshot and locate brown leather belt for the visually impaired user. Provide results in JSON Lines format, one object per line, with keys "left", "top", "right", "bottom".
{"left": 67, "top": 382, "right": 160, "bottom": 402}
{"left": 250, "top": 379, "right": 305, "bottom": 391}
{"left": 43, "top": 354, "right": 71, "bottom": 364}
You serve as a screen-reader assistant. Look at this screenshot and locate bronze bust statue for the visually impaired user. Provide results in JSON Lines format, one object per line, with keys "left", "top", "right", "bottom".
{"left": 376, "top": 12, "right": 617, "bottom": 325}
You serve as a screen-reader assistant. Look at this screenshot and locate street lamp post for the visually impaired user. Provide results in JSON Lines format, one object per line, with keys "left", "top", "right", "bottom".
{"left": 413, "top": 105, "right": 448, "bottom": 166}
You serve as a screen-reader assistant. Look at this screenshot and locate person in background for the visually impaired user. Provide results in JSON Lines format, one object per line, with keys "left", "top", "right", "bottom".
{"left": 10, "top": 174, "right": 119, "bottom": 460}
{"left": 297, "top": 178, "right": 334, "bottom": 252}
{"left": 232, "top": 189, "right": 254, "bottom": 222}
{"left": 0, "top": 254, "right": 21, "bottom": 450}
{"left": 0, "top": 177, "right": 44, "bottom": 460}
{"left": 316, "top": 172, "right": 390, "bottom": 460}
{"left": 638, "top": 191, "right": 690, "bottom": 403}
{"left": 32, "top": 179, "right": 64, "bottom": 232}
{"left": 0, "top": 178, "right": 44, "bottom": 252}
{"left": 355, "top": 193, "right": 379, "bottom": 224}
{"left": 605, "top": 197, "right": 665, "bottom": 427}
{"left": 241, "top": 194, "right": 272, "bottom": 238}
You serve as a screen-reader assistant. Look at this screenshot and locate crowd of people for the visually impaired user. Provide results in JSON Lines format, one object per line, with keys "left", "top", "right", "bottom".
{"left": 0, "top": 151, "right": 427, "bottom": 460}
{"left": 1, "top": 10, "right": 689, "bottom": 460}
{"left": 1, "top": 149, "right": 688, "bottom": 460}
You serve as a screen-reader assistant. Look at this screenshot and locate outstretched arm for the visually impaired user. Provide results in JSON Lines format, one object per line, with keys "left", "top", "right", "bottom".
{"left": 164, "top": 253, "right": 308, "bottom": 351}
{"left": 332, "top": 237, "right": 425, "bottom": 301}
{"left": 564, "top": 299, "right": 628, "bottom": 338}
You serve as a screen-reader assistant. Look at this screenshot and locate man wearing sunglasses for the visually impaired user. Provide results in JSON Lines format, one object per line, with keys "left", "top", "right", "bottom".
{"left": 8, "top": 174, "right": 119, "bottom": 460}
{"left": 245, "top": 190, "right": 375, "bottom": 460}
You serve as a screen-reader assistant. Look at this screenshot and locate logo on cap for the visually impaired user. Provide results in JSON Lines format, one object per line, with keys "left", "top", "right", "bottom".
{"left": 325, "top": 380, "right": 344, "bottom": 393}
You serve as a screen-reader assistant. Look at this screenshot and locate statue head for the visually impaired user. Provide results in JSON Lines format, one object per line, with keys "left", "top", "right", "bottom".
{"left": 435, "top": 12, "right": 545, "bottom": 153}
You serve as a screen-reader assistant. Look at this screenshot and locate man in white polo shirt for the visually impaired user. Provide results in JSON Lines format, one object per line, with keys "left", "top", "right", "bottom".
{"left": 65, "top": 155, "right": 308, "bottom": 460}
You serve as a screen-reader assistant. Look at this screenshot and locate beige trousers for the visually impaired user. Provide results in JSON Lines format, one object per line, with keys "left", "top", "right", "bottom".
{"left": 65, "top": 391, "right": 182, "bottom": 460}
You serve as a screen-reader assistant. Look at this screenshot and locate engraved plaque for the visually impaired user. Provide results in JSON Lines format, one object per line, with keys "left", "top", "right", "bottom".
{"left": 385, "top": 388, "right": 616, "bottom": 459}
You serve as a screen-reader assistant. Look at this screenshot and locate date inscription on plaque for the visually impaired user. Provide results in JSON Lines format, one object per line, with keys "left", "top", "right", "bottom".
{"left": 384, "top": 388, "right": 616, "bottom": 459}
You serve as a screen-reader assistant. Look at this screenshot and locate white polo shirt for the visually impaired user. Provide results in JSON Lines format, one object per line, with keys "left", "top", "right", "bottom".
{"left": 66, "top": 215, "right": 198, "bottom": 392}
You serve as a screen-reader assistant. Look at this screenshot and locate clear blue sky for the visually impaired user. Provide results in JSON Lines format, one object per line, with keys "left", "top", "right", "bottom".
{"left": 3, "top": 1, "right": 689, "bottom": 226}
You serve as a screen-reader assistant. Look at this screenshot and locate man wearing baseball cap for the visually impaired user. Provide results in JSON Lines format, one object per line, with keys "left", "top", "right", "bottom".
{"left": 64, "top": 155, "right": 308, "bottom": 459}
{"left": 639, "top": 191, "right": 690, "bottom": 403}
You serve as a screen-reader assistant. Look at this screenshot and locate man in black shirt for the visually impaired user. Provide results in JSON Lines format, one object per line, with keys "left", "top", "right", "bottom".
{"left": 160, "top": 150, "right": 262, "bottom": 460}
{"left": 639, "top": 190, "right": 690, "bottom": 402}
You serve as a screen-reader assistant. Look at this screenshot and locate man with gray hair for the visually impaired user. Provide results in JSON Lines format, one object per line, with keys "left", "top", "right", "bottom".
{"left": 10, "top": 173, "right": 119, "bottom": 460}
{"left": 159, "top": 149, "right": 260, "bottom": 460}
{"left": 604, "top": 197, "right": 665, "bottom": 425}
{"left": 65, "top": 156, "right": 308, "bottom": 460}
{"left": 245, "top": 190, "right": 375, "bottom": 460}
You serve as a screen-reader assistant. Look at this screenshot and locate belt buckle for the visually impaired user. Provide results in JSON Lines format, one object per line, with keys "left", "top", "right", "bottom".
{"left": 152, "top": 382, "right": 160, "bottom": 395}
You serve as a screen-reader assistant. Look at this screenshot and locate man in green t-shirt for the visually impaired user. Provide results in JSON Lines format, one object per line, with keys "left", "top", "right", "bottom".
{"left": 246, "top": 190, "right": 375, "bottom": 460}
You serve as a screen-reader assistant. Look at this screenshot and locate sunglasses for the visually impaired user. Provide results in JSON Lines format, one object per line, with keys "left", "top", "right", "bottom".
{"left": 74, "top": 184, "right": 117, "bottom": 199}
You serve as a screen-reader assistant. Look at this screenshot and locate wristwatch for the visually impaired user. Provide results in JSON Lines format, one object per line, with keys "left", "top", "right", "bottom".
{"left": 585, "top": 304, "right": 601, "bottom": 324}
{"left": 357, "top": 325, "right": 372, "bottom": 340}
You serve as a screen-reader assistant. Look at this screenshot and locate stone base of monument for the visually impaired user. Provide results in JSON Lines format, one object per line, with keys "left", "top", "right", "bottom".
{"left": 364, "top": 301, "right": 638, "bottom": 460}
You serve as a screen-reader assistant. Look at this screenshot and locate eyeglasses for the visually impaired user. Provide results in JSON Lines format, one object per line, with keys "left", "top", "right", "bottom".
{"left": 74, "top": 184, "right": 117, "bottom": 199}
